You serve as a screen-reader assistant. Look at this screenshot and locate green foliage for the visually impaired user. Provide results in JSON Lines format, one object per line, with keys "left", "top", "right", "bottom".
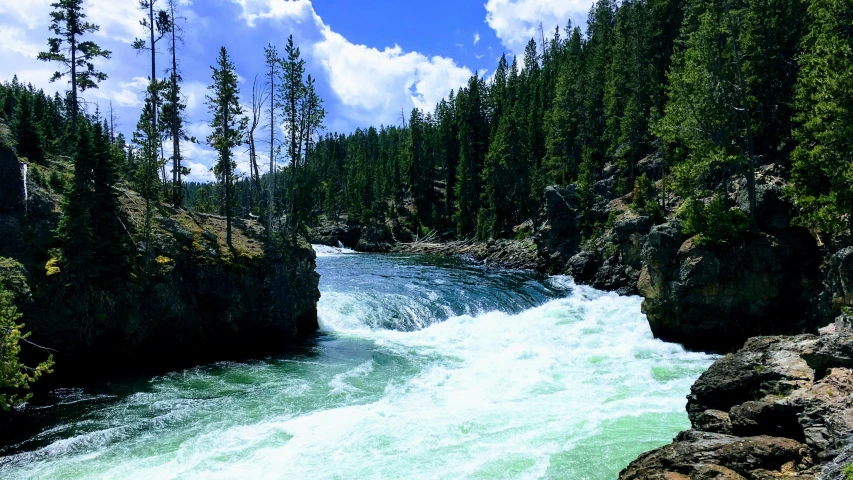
{"left": 14, "top": 91, "right": 45, "bottom": 164}
{"left": 631, "top": 173, "right": 663, "bottom": 219}
{"left": 206, "top": 46, "right": 245, "bottom": 248}
{"left": 789, "top": 0, "right": 853, "bottom": 238}
{"left": 133, "top": 91, "right": 161, "bottom": 246}
{"left": 37, "top": 0, "right": 111, "bottom": 125}
{"left": 605, "top": 210, "right": 617, "bottom": 230}
{"left": 679, "top": 194, "right": 749, "bottom": 246}
{"left": 49, "top": 169, "right": 65, "bottom": 192}
{"left": 0, "top": 262, "right": 53, "bottom": 412}
{"left": 843, "top": 463, "right": 853, "bottom": 480}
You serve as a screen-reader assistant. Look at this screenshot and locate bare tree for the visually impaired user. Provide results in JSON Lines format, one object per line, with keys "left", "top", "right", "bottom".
{"left": 263, "top": 44, "right": 279, "bottom": 241}
{"left": 247, "top": 75, "right": 267, "bottom": 210}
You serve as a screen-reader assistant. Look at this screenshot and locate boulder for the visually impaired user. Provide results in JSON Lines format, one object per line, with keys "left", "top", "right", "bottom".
{"left": 356, "top": 223, "right": 393, "bottom": 252}
{"left": 310, "top": 221, "right": 362, "bottom": 248}
{"left": 566, "top": 251, "right": 599, "bottom": 283}
{"left": 817, "top": 247, "right": 853, "bottom": 322}
{"left": 535, "top": 186, "right": 581, "bottom": 272}
{"left": 735, "top": 184, "right": 791, "bottom": 231}
{"left": 639, "top": 229, "right": 821, "bottom": 352}
{"left": 619, "top": 430, "right": 813, "bottom": 480}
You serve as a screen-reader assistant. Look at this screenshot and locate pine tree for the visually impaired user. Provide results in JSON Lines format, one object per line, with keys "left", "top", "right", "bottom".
{"left": 264, "top": 44, "right": 280, "bottom": 240}
{"left": 279, "top": 35, "right": 306, "bottom": 238}
{"left": 38, "top": 0, "right": 111, "bottom": 128}
{"left": 790, "top": 0, "right": 853, "bottom": 238}
{"left": 1, "top": 285, "right": 53, "bottom": 412}
{"left": 543, "top": 26, "right": 583, "bottom": 185}
{"left": 58, "top": 121, "right": 97, "bottom": 279}
{"left": 163, "top": 0, "right": 190, "bottom": 208}
{"left": 13, "top": 90, "right": 45, "bottom": 163}
{"left": 133, "top": 0, "right": 170, "bottom": 194}
{"left": 132, "top": 93, "right": 161, "bottom": 248}
{"left": 206, "top": 47, "right": 245, "bottom": 248}
{"left": 91, "top": 120, "right": 130, "bottom": 285}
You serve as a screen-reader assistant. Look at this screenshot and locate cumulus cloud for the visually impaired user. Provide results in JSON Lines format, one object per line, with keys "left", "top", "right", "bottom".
{"left": 229, "top": 0, "right": 316, "bottom": 27}
{"left": 0, "top": 1, "right": 51, "bottom": 30}
{"left": 231, "top": 0, "right": 474, "bottom": 125}
{"left": 474, "top": 32, "right": 480, "bottom": 45}
{"left": 314, "top": 29, "right": 472, "bottom": 124}
{"left": 88, "top": 77, "right": 150, "bottom": 108}
{"left": 485, "top": 0, "right": 593, "bottom": 55}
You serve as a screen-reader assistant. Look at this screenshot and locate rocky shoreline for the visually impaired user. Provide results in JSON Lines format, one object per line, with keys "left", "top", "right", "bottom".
{"left": 620, "top": 317, "right": 853, "bottom": 480}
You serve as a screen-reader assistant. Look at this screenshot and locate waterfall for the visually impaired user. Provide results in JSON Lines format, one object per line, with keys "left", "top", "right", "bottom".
{"left": 21, "top": 162, "right": 28, "bottom": 215}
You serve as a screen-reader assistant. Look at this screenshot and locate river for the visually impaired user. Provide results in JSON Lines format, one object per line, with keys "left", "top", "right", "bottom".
{"left": 0, "top": 246, "right": 714, "bottom": 479}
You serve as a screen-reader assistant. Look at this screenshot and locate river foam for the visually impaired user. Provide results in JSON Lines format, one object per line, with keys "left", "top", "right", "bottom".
{"left": 0, "top": 253, "right": 714, "bottom": 480}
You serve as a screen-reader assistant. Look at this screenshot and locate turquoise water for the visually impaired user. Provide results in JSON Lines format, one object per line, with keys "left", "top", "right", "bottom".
{"left": 0, "top": 246, "right": 714, "bottom": 479}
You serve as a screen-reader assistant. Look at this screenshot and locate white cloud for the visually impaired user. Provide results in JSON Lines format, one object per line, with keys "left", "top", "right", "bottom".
{"left": 230, "top": 0, "right": 315, "bottom": 27}
{"left": 485, "top": 0, "right": 593, "bottom": 55}
{"left": 231, "top": 0, "right": 474, "bottom": 125}
{"left": 0, "top": 1, "right": 51, "bottom": 30}
{"left": 314, "top": 28, "right": 472, "bottom": 122}
{"left": 473, "top": 32, "right": 480, "bottom": 45}
{"left": 88, "top": 77, "right": 149, "bottom": 108}
{"left": 87, "top": 0, "right": 146, "bottom": 42}
{"left": 183, "top": 81, "right": 210, "bottom": 116}
{"left": 1, "top": 0, "right": 145, "bottom": 43}
{"left": 0, "top": 26, "right": 41, "bottom": 57}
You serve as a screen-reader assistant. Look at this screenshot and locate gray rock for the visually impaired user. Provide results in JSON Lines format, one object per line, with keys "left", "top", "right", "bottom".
{"left": 735, "top": 184, "right": 791, "bottom": 231}
{"left": 623, "top": 331, "right": 853, "bottom": 479}
{"left": 639, "top": 229, "right": 821, "bottom": 353}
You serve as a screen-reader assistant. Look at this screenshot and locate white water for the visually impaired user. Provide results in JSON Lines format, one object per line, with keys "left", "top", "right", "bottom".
{"left": 0, "top": 248, "right": 714, "bottom": 479}
{"left": 312, "top": 244, "right": 358, "bottom": 257}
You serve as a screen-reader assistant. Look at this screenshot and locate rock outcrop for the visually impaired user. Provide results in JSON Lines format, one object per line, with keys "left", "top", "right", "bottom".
{"left": 0, "top": 147, "right": 26, "bottom": 217}
{"left": 638, "top": 227, "right": 821, "bottom": 352}
{"left": 3, "top": 151, "right": 321, "bottom": 384}
{"left": 536, "top": 185, "right": 582, "bottom": 273}
{"left": 396, "top": 237, "right": 540, "bottom": 271}
{"left": 818, "top": 247, "right": 853, "bottom": 321}
{"left": 620, "top": 326, "right": 853, "bottom": 479}
{"left": 309, "top": 218, "right": 395, "bottom": 252}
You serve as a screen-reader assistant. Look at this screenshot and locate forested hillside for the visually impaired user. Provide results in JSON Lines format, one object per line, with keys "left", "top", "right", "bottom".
{"left": 297, "top": 0, "right": 851, "bottom": 248}
{"left": 0, "top": 0, "right": 323, "bottom": 409}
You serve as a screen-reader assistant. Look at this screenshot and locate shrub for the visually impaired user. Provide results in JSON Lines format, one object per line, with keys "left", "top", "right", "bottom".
{"left": 1, "top": 284, "right": 53, "bottom": 412}
{"left": 631, "top": 173, "right": 663, "bottom": 219}
{"left": 48, "top": 170, "right": 64, "bottom": 192}
{"left": 679, "top": 193, "right": 749, "bottom": 246}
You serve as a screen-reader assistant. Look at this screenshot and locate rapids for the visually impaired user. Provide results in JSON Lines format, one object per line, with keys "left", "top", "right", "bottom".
{"left": 0, "top": 248, "right": 714, "bottom": 479}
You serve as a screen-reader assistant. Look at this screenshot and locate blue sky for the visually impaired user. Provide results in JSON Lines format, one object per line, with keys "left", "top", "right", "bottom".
{"left": 0, "top": 0, "right": 594, "bottom": 181}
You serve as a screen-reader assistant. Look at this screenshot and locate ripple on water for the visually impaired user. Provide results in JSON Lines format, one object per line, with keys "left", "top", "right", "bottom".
{"left": 0, "top": 253, "right": 715, "bottom": 480}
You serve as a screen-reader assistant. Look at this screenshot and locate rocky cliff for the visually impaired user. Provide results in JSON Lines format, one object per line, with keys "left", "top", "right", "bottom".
{"left": 0, "top": 148, "right": 320, "bottom": 384}
{"left": 535, "top": 175, "right": 826, "bottom": 352}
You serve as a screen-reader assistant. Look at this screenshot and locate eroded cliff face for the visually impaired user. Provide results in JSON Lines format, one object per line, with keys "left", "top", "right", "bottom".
{"left": 638, "top": 226, "right": 821, "bottom": 352}
{"left": 536, "top": 179, "right": 826, "bottom": 353}
{"left": 1, "top": 148, "right": 321, "bottom": 384}
{"left": 619, "top": 321, "right": 853, "bottom": 480}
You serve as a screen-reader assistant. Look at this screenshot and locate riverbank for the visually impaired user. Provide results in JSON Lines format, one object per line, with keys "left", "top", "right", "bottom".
{"left": 1, "top": 147, "right": 320, "bottom": 387}
{"left": 620, "top": 317, "right": 853, "bottom": 479}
